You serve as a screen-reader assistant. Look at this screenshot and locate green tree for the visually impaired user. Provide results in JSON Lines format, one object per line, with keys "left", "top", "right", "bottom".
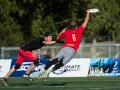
{"left": 84, "top": 0, "right": 120, "bottom": 41}
{"left": 0, "top": 0, "right": 23, "bottom": 46}
{"left": 1, "top": 0, "right": 120, "bottom": 47}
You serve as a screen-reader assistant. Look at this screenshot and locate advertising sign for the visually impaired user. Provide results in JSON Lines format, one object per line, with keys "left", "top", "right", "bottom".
{"left": 49, "top": 58, "right": 91, "bottom": 77}
{"left": 88, "top": 58, "right": 120, "bottom": 77}
{"left": 10, "top": 59, "right": 50, "bottom": 77}
{"left": 0, "top": 60, "right": 12, "bottom": 77}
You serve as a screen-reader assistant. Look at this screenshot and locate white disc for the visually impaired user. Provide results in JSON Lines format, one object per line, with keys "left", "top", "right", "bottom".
{"left": 89, "top": 8, "right": 99, "bottom": 13}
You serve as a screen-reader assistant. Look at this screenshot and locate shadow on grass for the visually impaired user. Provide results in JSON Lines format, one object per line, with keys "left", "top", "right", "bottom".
{"left": 43, "top": 82, "right": 68, "bottom": 86}
{"left": 10, "top": 83, "right": 34, "bottom": 86}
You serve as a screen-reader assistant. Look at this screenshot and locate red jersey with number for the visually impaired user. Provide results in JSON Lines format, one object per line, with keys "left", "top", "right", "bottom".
{"left": 58, "top": 26, "right": 85, "bottom": 51}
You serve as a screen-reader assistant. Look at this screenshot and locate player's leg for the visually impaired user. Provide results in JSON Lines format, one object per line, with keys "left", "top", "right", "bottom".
{"left": 1, "top": 64, "right": 21, "bottom": 86}
{"left": 20, "top": 49, "right": 39, "bottom": 81}
{"left": 23, "top": 59, "right": 39, "bottom": 81}
{"left": 46, "top": 47, "right": 76, "bottom": 74}
{"left": 44, "top": 58, "right": 59, "bottom": 70}
{"left": 44, "top": 58, "right": 64, "bottom": 74}
{"left": 1, "top": 67, "right": 16, "bottom": 86}
{"left": 1, "top": 51, "right": 23, "bottom": 86}
{"left": 38, "top": 58, "right": 60, "bottom": 79}
{"left": 51, "top": 58, "right": 64, "bottom": 71}
{"left": 38, "top": 49, "right": 64, "bottom": 79}
{"left": 46, "top": 57, "right": 71, "bottom": 74}
{"left": 25, "top": 59, "right": 39, "bottom": 74}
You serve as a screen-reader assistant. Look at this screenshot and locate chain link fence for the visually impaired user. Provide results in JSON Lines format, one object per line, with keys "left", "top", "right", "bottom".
{"left": 1, "top": 44, "right": 120, "bottom": 59}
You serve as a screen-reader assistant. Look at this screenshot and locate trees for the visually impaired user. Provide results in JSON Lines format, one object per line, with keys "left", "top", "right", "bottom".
{"left": 0, "top": 0, "right": 22, "bottom": 46}
{"left": 0, "top": 0, "right": 120, "bottom": 46}
{"left": 84, "top": 0, "right": 120, "bottom": 42}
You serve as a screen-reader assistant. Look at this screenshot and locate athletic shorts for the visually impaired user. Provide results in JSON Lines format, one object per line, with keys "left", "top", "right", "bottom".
{"left": 16, "top": 48, "right": 38, "bottom": 65}
{"left": 54, "top": 46, "right": 76, "bottom": 65}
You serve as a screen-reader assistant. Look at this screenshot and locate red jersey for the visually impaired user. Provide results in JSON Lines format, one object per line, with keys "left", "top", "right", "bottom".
{"left": 58, "top": 26, "right": 85, "bottom": 51}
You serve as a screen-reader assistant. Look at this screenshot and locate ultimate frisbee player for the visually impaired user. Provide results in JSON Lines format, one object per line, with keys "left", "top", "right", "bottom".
{"left": 38, "top": 10, "right": 90, "bottom": 79}
{"left": 1, "top": 32, "right": 56, "bottom": 86}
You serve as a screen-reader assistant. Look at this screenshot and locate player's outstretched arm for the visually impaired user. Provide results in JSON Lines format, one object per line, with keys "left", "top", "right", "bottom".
{"left": 43, "top": 41, "right": 56, "bottom": 45}
{"left": 57, "top": 28, "right": 67, "bottom": 39}
{"left": 82, "top": 10, "right": 90, "bottom": 28}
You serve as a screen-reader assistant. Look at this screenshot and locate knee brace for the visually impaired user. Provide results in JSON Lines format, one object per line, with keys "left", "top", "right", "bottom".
{"left": 14, "top": 64, "right": 21, "bottom": 70}
{"left": 33, "top": 59, "right": 40, "bottom": 66}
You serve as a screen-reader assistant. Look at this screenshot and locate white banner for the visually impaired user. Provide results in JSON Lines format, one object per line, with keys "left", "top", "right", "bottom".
{"left": 49, "top": 58, "right": 91, "bottom": 77}
{"left": 0, "top": 60, "right": 12, "bottom": 77}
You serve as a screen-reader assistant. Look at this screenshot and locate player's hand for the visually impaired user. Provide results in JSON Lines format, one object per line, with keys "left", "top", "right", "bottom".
{"left": 43, "top": 41, "right": 56, "bottom": 44}
{"left": 52, "top": 41, "right": 56, "bottom": 43}
{"left": 56, "top": 39, "right": 64, "bottom": 44}
{"left": 61, "top": 27, "right": 67, "bottom": 33}
{"left": 86, "top": 10, "right": 90, "bottom": 14}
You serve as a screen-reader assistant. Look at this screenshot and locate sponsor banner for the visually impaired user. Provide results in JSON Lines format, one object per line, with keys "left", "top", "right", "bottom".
{"left": 0, "top": 60, "right": 12, "bottom": 77}
{"left": 10, "top": 59, "right": 50, "bottom": 77}
{"left": 49, "top": 58, "right": 91, "bottom": 77}
{"left": 88, "top": 58, "right": 120, "bottom": 77}
{"left": 89, "top": 73, "right": 120, "bottom": 77}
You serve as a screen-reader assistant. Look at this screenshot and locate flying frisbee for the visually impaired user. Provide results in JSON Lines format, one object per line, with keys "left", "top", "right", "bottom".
{"left": 89, "top": 8, "right": 99, "bottom": 13}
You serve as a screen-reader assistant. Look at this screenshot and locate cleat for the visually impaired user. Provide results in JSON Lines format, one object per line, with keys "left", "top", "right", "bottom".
{"left": 45, "top": 68, "right": 53, "bottom": 74}
{"left": 23, "top": 74, "right": 33, "bottom": 81}
{"left": 1, "top": 78, "right": 9, "bottom": 86}
{"left": 38, "top": 68, "right": 45, "bottom": 79}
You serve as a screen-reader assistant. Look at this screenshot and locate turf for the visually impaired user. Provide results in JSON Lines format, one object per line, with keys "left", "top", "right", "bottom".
{"left": 0, "top": 77, "right": 120, "bottom": 90}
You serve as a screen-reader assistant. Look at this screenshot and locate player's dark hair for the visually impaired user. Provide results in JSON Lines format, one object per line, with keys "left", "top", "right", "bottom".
{"left": 67, "top": 20, "right": 78, "bottom": 29}
{"left": 44, "top": 32, "right": 52, "bottom": 37}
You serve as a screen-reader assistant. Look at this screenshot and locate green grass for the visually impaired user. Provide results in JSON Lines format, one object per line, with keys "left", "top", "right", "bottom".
{"left": 1, "top": 77, "right": 120, "bottom": 90}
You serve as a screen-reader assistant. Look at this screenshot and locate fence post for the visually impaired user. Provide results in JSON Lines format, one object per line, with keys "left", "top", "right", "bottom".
{"left": 38, "top": 49, "right": 41, "bottom": 59}
{"left": 116, "top": 44, "right": 119, "bottom": 57}
{"left": 1, "top": 47, "right": 4, "bottom": 59}
{"left": 90, "top": 38, "right": 96, "bottom": 58}
{"left": 108, "top": 37, "right": 111, "bottom": 58}
{"left": 108, "top": 46, "right": 111, "bottom": 58}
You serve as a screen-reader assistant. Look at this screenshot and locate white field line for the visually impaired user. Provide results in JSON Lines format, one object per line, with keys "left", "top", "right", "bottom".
{"left": 0, "top": 85, "right": 120, "bottom": 89}
{"left": 6, "top": 79, "right": 120, "bottom": 82}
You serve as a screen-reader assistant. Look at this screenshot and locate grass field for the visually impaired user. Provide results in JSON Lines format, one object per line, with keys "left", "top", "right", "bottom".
{"left": 1, "top": 77, "right": 120, "bottom": 90}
